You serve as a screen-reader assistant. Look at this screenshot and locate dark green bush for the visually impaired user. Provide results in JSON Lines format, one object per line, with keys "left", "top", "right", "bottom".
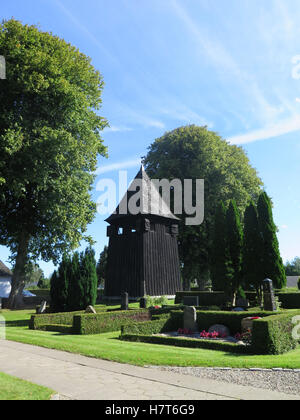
{"left": 276, "top": 293, "right": 300, "bottom": 309}
{"left": 175, "top": 291, "right": 225, "bottom": 306}
{"left": 251, "top": 310, "right": 300, "bottom": 354}
{"left": 73, "top": 309, "right": 151, "bottom": 335}
{"left": 28, "top": 289, "right": 51, "bottom": 301}
{"left": 120, "top": 334, "right": 247, "bottom": 353}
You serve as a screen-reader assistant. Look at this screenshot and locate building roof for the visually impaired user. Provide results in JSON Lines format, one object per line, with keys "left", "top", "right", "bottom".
{"left": 106, "top": 165, "right": 180, "bottom": 223}
{"left": 0, "top": 260, "right": 13, "bottom": 277}
{"left": 286, "top": 276, "right": 299, "bottom": 288}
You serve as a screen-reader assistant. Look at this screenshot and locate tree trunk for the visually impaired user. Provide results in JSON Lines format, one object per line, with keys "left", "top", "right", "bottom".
{"left": 7, "top": 232, "right": 30, "bottom": 309}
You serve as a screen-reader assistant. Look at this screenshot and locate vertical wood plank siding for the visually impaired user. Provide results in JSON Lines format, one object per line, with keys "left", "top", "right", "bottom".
{"left": 105, "top": 219, "right": 182, "bottom": 298}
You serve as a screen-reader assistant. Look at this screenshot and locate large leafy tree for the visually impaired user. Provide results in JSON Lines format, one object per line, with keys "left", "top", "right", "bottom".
{"left": 0, "top": 20, "right": 107, "bottom": 308}
{"left": 257, "top": 192, "right": 286, "bottom": 289}
{"left": 143, "top": 125, "right": 263, "bottom": 289}
{"left": 285, "top": 257, "right": 300, "bottom": 276}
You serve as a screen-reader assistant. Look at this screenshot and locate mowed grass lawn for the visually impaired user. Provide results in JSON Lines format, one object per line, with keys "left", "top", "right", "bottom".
{"left": 0, "top": 372, "right": 54, "bottom": 400}
{"left": 2, "top": 309, "right": 300, "bottom": 369}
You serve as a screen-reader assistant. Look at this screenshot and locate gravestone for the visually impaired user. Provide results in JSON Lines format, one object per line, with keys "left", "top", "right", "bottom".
{"left": 38, "top": 300, "right": 47, "bottom": 314}
{"left": 263, "top": 278, "right": 277, "bottom": 312}
{"left": 139, "top": 297, "right": 147, "bottom": 309}
{"left": 236, "top": 298, "right": 249, "bottom": 309}
{"left": 121, "top": 292, "right": 129, "bottom": 311}
{"left": 184, "top": 306, "right": 197, "bottom": 332}
{"left": 183, "top": 296, "right": 199, "bottom": 307}
{"left": 208, "top": 324, "right": 230, "bottom": 337}
{"left": 85, "top": 305, "right": 97, "bottom": 314}
{"left": 242, "top": 317, "right": 262, "bottom": 333}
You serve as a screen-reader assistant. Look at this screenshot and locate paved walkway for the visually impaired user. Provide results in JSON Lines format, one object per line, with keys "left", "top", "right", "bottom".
{"left": 0, "top": 340, "right": 299, "bottom": 400}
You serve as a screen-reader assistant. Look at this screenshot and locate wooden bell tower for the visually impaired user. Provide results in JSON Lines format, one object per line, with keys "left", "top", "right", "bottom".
{"left": 104, "top": 166, "right": 182, "bottom": 298}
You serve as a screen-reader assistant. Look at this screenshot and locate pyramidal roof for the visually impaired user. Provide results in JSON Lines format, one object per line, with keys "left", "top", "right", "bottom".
{"left": 105, "top": 165, "right": 180, "bottom": 223}
{"left": 0, "top": 260, "right": 13, "bottom": 277}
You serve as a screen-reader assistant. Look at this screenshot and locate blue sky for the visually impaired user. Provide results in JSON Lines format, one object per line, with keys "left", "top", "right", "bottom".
{"left": 1, "top": 0, "right": 300, "bottom": 276}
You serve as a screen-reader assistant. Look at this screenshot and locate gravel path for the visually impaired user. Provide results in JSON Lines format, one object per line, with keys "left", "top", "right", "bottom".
{"left": 149, "top": 367, "right": 300, "bottom": 396}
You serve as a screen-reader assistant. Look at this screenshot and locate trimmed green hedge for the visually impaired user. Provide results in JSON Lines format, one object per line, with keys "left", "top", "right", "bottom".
{"left": 121, "top": 311, "right": 183, "bottom": 336}
{"left": 122, "top": 310, "right": 275, "bottom": 337}
{"left": 276, "top": 293, "right": 300, "bottom": 309}
{"left": 196, "top": 310, "right": 275, "bottom": 335}
{"left": 175, "top": 292, "right": 225, "bottom": 306}
{"left": 120, "top": 334, "right": 247, "bottom": 353}
{"left": 251, "top": 310, "right": 300, "bottom": 354}
{"left": 73, "top": 309, "right": 151, "bottom": 335}
{"left": 30, "top": 311, "right": 83, "bottom": 330}
{"left": 175, "top": 290, "right": 300, "bottom": 309}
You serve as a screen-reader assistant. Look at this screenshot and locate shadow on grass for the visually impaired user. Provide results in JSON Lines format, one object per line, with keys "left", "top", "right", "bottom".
{"left": 5, "top": 320, "right": 30, "bottom": 328}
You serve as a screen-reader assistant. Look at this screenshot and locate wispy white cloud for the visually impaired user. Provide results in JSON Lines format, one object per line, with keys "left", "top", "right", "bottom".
{"left": 159, "top": 105, "right": 213, "bottom": 128}
{"left": 170, "top": 0, "right": 294, "bottom": 128}
{"left": 103, "top": 125, "right": 133, "bottom": 133}
{"left": 228, "top": 114, "right": 300, "bottom": 145}
{"left": 96, "top": 158, "right": 141, "bottom": 175}
{"left": 171, "top": 0, "right": 242, "bottom": 79}
{"left": 54, "top": 0, "right": 118, "bottom": 64}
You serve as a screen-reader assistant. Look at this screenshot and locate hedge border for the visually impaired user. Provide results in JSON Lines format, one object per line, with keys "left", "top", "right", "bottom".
{"left": 29, "top": 311, "right": 83, "bottom": 330}
{"left": 120, "top": 334, "right": 248, "bottom": 354}
{"left": 175, "top": 291, "right": 300, "bottom": 309}
{"left": 73, "top": 309, "right": 151, "bottom": 335}
{"left": 251, "top": 310, "right": 300, "bottom": 354}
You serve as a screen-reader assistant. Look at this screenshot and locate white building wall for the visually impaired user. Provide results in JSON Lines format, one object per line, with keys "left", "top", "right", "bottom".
{"left": 0, "top": 276, "right": 12, "bottom": 298}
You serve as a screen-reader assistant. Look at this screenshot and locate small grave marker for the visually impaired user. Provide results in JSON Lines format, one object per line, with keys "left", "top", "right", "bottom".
{"left": 263, "top": 279, "right": 277, "bottom": 311}
{"left": 184, "top": 306, "right": 197, "bottom": 332}
{"left": 121, "top": 292, "right": 129, "bottom": 311}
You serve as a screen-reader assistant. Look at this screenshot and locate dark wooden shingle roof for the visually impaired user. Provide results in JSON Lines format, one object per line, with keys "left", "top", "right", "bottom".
{"left": 0, "top": 261, "right": 13, "bottom": 277}
{"left": 106, "top": 165, "right": 180, "bottom": 223}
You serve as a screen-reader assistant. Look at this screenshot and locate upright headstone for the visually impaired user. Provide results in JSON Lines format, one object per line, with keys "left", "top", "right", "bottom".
{"left": 85, "top": 305, "right": 97, "bottom": 314}
{"left": 184, "top": 306, "right": 197, "bottom": 332}
{"left": 236, "top": 298, "right": 249, "bottom": 309}
{"left": 263, "top": 279, "right": 277, "bottom": 311}
{"left": 38, "top": 300, "right": 47, "bottom": 314}
{"left": 121, "top": 292, "right": 129, "bottom": 311}
{"left": 139, "top": 297, "right": 147, "bottom": 309}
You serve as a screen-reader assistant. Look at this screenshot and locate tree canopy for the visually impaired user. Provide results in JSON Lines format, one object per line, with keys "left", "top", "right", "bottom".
{"left": 0, "top": 20, "right": 107, "bottom": 307}
{"left": 285, "top": 257, "right": 300, "bottom": 276}
{"left": 143, "top": 125, "right": 263, "bottom": 288}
